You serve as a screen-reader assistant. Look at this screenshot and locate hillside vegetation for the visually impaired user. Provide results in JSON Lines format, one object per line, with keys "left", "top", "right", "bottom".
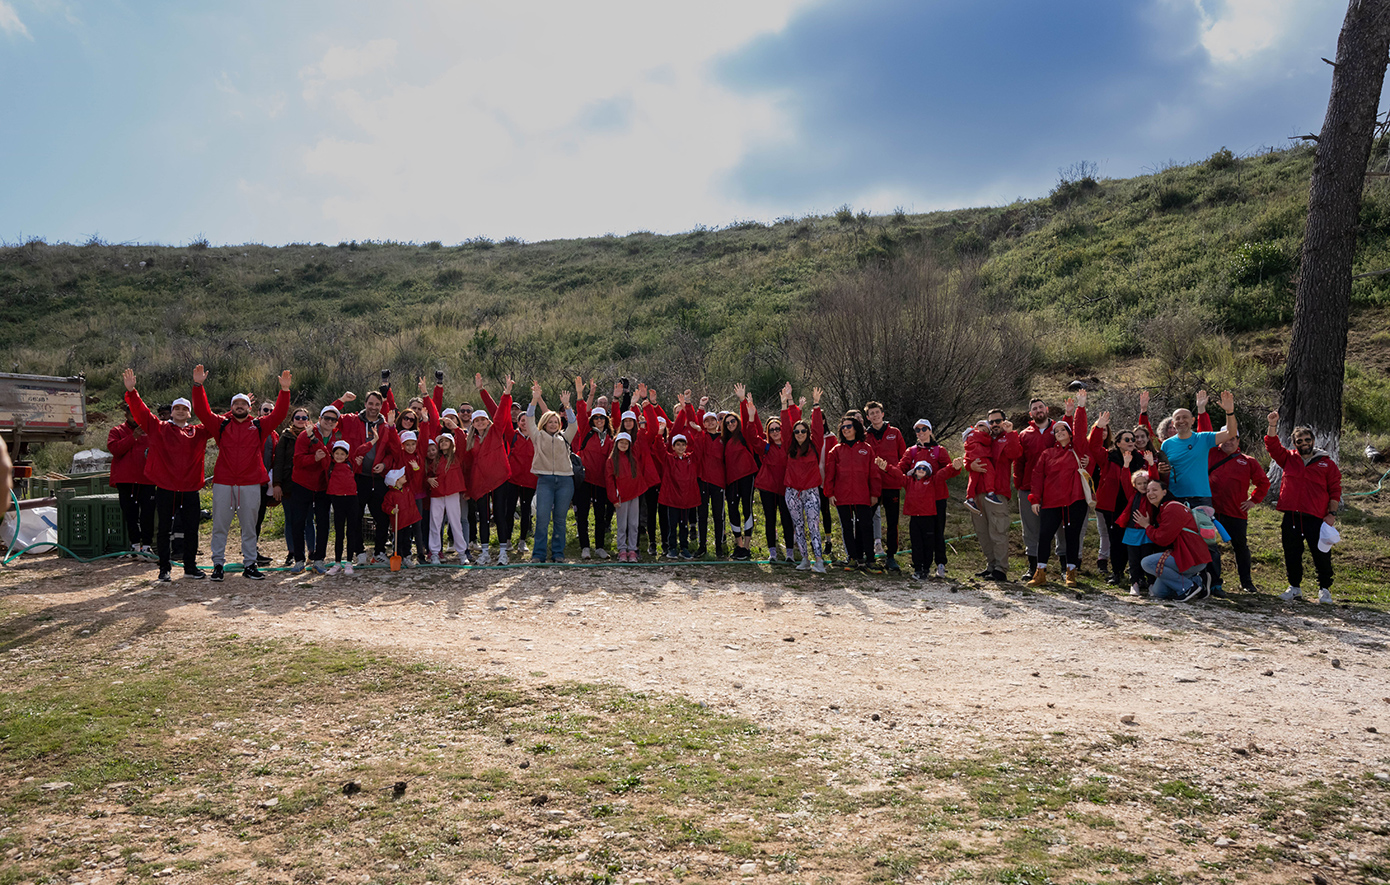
{"left": 4, "top": 143, "right": 1390, "bottom": 441}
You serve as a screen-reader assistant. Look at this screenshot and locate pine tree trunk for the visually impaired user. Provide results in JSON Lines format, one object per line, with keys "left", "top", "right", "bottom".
{"left": 1278, "top": 0, "right": 1390, "bottom": 468}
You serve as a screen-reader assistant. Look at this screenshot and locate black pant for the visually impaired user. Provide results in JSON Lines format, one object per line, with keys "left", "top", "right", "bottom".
{"left": 1038, "top": 500, "right": 1089, "bottom": 569}
{"left": 760, "top": 488, "right": 794, "bottom": 551}
{"left": 1098, "top": 508, "right": 1128, "bottom": 583}
{"left": 355, "top": 474, "right": 388, "bottom": 555}
{"left": 837, "top": 503, "right": 874, "bottom": 563}
{"left": 466, "top": 497, "right": 480, "bottom": 546}
{"left": 641, "top": 485, "right": 665, "bottom": 551}
{"left": 820, "top": 488, "right": 834, "bottom": 539}
{"left": 326, "top": 493, "right": 361, "bottom": 563}
{"left": 287, "top": 481, "right": 316, "bottom": 564}
{"left": 879, "top": 488, "right": 901, "bottom": 557}
{"left": 1223, "top": 515, "right": 1254, "bottom": 588}
{"left": 495, "top": 484, "right": 523, "bottom": 545}
{"left": 1129, "top": 541, "right": 1158, "bottom": 589}
{"left": 726, "top": 474, "right": 755, "bottom": 539}
{"left": 575, "top": 481, "right": 613, "bottom": 549}
{"left": 474, "top": 491, "right": 494, "bottom": 545}
{"left": 934, "top": 498, "right": 949, "bottom": 565}
{"left": 1281, "top": 511, "right": 1334, "bottom": 589}
{"left": 116, "top": 482, "right": 156, "bottom": 548}
{"left": 909, "top": 514, "right": 936, "bottom": 572}
{"left": 698, "top": 480, "right": 726, "bottom": 552}
{"left": 663, "top": 505, "right": 696, "bottom": 552}
{"left": 155, "top": 488, "right": 201, "bottom": 573}
{"left": 396, "top": 518, "right": 418, "bottom": 558}
{"left": 517, "top": 485, "right": 533, "bottom": 543}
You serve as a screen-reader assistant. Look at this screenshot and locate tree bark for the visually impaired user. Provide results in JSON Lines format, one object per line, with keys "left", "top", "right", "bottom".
{"left": 1278, "top": 0, "right": 1390, "bottom": 466}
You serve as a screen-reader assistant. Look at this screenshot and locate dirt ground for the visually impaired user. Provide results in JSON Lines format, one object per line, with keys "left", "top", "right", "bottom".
{"left": 4, "top": 554, "right": 1390, "bottom": 883}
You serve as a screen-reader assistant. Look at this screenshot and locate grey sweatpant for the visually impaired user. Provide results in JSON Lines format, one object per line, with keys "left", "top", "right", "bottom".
{"left": 614, "top": 499, "right": 641, "bottom": 553}
{"left": 211, "top": 483, "right": 261, "bottom": 568}
{"left": 972, "top": 493, "right": 1013, "bottom": 574}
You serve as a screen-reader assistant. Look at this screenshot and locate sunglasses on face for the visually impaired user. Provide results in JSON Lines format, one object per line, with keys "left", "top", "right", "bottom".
{"left": 1119, "top": 435, "right": 1134, "bottom": 443}
{"left": 322, "top": 416, "right": 339, "bottom": 423}
{"left": 401, "top": 415, "right": 415, "bottom": 422}
{"left": 293, "top": 415, "right": 310, "bottom": 422}
{"left": 916, "top": 427, "right": 931, "bottom": 433}
{"left": 989, "top": 418, "right": 1003, "bottom": 425}
{"left": 793, "top": 429, "right": 809, "bottom": 435}
{"left": 840, "top": 424, "right": 854, "bottom": 431}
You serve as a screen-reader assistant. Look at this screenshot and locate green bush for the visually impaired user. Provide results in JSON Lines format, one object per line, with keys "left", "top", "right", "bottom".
{"left": 1228, "top": 241, "right": 1290, "bottom": 286}
{"left": 1155, "top": 186, "right": 1194, "bottom": 212}
{"left": 1205, "top": 147, "right": 1236, "bottom": 170}
{"left": 1345, "top": 363, "right": 1390, "bottom": 433}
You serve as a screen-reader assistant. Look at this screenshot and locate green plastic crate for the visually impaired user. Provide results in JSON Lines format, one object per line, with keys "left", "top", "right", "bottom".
{"left": 57, "top": 492, "right": 126, "bottom": 558}
{"left": 30, "top": 473, "right": 111, "bottom": 500}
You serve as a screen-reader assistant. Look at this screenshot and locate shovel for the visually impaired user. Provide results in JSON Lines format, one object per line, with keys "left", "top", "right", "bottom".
{"left": 389, "top": 507, "right": 402, "bottom": 572}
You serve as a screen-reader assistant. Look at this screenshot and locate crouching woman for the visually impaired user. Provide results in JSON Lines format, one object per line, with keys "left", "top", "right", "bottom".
{"left": 1131, "top": 479, "right": 1212, "bottom": 601}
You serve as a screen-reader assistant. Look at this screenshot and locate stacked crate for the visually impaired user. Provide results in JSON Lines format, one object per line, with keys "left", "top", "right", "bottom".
{"left": 56, "top": 491, "right": 127, "bottom": 559}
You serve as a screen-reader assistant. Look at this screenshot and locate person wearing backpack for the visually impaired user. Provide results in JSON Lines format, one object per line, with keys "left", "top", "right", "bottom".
{"left": 1264, "top": 412, "right": 1342, "bottom": 604}
{"left": 1207, "top": 430, "right": 1271, "bottom": 594}
{"left": 1130, "top": 478, "right": 1213, "bottom": 601}
{"left": 190, "top": 364, "right": 292, "bottom": 582}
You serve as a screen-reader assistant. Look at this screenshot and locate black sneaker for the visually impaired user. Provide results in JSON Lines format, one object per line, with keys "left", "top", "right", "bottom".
{"left": 988, "top": 569, "right": 1010, "bottom": 582}
{"left": 183, "top": 567, "right": 207, "bottom": 580}
{"left": 885, "top": 557, "right": 901, "bottom": 573}
{"left": 242, "top": 566, "right": 266, "bottom": 581}
{"left": 694, "top": 546, "right": 708, "bottom": 559}
{"left": 158, "top": 571, "right": 172, "bottom": 583}
{"left": 1209, "top": 584, "right": 1227, "bottom": 598}
{"left": 1181, "top": 578, "right": 1208, "bottom": 603}
{"left": 255, "top": 555, "right": 272, "bottom": 567}
{"left": 975, "top": 568, "right": 993, "bottom": 578}
{"left": 210, "top": 564, "right": 224, "bottom": 582}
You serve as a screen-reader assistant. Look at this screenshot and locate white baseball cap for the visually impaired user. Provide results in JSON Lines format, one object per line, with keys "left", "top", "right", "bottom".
{"left": 615, "top": 432, "right": 632, "bottom": 444}
{"left": 385, "top": 468, "right": 406, "bottom": 486}
{"left": 171, "top": 397, "right": 192, "bottom": 410}
{"left": 332, "top": 440, "right": 350, "bottom": 452}
{"left": 231, "top": 393, "right": 251, "bottom": 407}
{"left": 399, "top": 431, "right": 417, "bottom": 443}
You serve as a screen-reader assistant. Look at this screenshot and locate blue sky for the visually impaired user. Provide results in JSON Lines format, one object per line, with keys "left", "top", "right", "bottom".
{"left": 0, "top": 0, "right": 1368, "bottom": 246}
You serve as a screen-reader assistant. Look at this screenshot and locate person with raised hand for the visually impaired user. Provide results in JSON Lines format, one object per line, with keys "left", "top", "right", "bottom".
{"left": 655, "top": 391, "right": 701, "bottom": 559}
{"left": 273, "top": 406, "right": 318, "bottom": 572}
{"left": 747, "top": 384, "right": 794, "bottom": 563}
{"left": 1207, "top": 426, "right": 1271, "bottom": 594}
{"left": 1264, "top": 411, "right": 1342, "bottom": 604}
{"left": 426, "top": 410, "right": 469, "bottom": 565}
{"left": 781, "top": 385, "right": 827, "bottom": 572}
{"left": 1089, "top": 411, "right": 1151, "bottom": 589}
{"left": 465, "top": 374, "right": 515, "bottom": 564}
{"left": 824, "top": 411, "right": 882, "bottom": 573}
{"left": 191, "top": 364, "right": 291, "bottom": 582}
{"left": 572, "top": 375, "right": 615, "bottom": 560}
{"left": 122, "top": 367, "right": 215, "bottom": 582}
{"left": 108, "top": 397, "right": 156, "bottom": 558}
{"left": 329, "top": 382, "right": 393, "bottom": 566}
{"left": 294, "top": 406, "right": 343, "bottom": 574}
{"left": 721, "top": 382, "right": 762, "bottom": 561}
{"left": 1026, "top": 413, "right": 1092, "bottom": 588}
{"left": 526, "top": 380, "right": 579, "bottom": 563}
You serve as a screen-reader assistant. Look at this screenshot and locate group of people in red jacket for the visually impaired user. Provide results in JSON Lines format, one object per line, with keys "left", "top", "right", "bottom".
{"left": 109, "top": 367, "right": 1341, "bottom": 602}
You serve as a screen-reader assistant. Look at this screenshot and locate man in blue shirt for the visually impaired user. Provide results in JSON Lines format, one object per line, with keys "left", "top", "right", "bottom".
{"left": 1160, "top": 389, "right": 1237, "bottom": 506}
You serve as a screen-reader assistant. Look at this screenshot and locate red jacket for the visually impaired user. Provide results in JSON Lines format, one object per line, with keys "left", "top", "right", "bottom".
{"left": 573, "top": 400, "right": 615, "bottom": 489}
{"left": 656, "top": 439, "right": 701, "bottom": 508}
{"left": 899, "top": 444, "right": 953, "bottom": 503}
{"left": 1145, "top": 498, "right": 1212, "bottom": 572}
{"left": 108, "top": 421, "right": 151, "bottom": 485}
{"left": 429, "top": 433, "right": 469, "bottom": 498}
{"left": 674, "top": 407, "right": 727, "bottom": 489}
{"left": 964, "top": 429, "right": 996, "bottom": 499}
{"left": 722, "top": 406, "right": 761, "bottom": 486}
{"left": 330, "top": 398, "right": 393, "bottom": 477}
{"left": 325, "top": 456, "right": 358, "bottom": 496}
{"left": 606, "top": 441, "right": 657, "bottom": 504}
{"left": 1015, "top": 407, "right": 1085, "bottom": 492}
{"left": 967, "top": 428, "right": 1024, "bottom": 499}
{"left": 506, "top": 425, "right": 538, "bottom": 489}
{"left": 1208, "top": 447, "right": 1271, "bottom": 521}
{"left": 383, "top": 487, "right": 421, "bottom": 530}
{"left": 466, "top": 394, "right": 513, "bottom": 498}
{"left": 1028, "top": 443, "right": 1089, "bottom": 509}
{"left": 883, "top": 465, "right": 938, "bottom": 516}
{"left": 865, "top": 421, "right": 908, "bottom": 490}
{"left": 386, "top": 446, "right": 429, "bottom": 498}
{"left": 125, "top": 390, "right": 213, "bottom": 493}
{"left": 824, "top": 438, "right": 882, "bottom": 506}
{"left": 781, "top": 406, "right": 825, "bottom": 492}
{"left": 1264, "top": 437, "right": 1342, "bottom": 518}
{"left": 193, "top": 387, "right": 289, "bottom": 486}
{"left": 293, "top": 427, "right": 341, "bottom": 492}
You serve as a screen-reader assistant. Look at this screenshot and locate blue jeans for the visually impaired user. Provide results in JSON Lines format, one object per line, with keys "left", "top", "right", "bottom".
{"left": 1142, "top": 552, "right": 1205, "bottom": 599}
{"left": 533, "top": 474, "right": 575, "bottom": 561}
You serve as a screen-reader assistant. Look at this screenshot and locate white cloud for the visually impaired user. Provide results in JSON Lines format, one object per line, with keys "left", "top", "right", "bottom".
{"left": 1195, "top": 0, "right": 1324, "bottom": 65}
{"left": 300, "top": 38, "right": 398, "bottom": 100}
{"left": 276, "top": 0, "right": 813, "bottom": 241}
{"left": 0, "top": 0, "right": 33, "bottom": 40}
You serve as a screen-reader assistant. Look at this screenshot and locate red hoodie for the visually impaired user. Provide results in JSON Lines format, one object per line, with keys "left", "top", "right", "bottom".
{"left": 108, "top": 421, "right": 151, "bottom": 485}
{"left": 1028, "top": 442, "right": 1090, "bottom": 509}
{"left": 1208, "top": 446, "right": 1271, "bottom": 521}
{"left": 293, "top": 426, "right": 340, "bottom": 492}
{"left": 675, "top": 406, "right": 727, "bottom": 488}
{"left": 1264, "top": 436, "right": 1341, "bottom": 518}
{"left": 882, "top": 464, "right": 938, "bottom": 516}
{"left": 824, "top": 436, "right": 882, "bottom": 506}
{"left": 325, "top": 454, "right": 358, "bottom": 496}
{"left": 656, "top": 432, "right": 701, "bottom": 509}
{"left": 1145, "top": 498, "right": 1213, "bottom": 572}
{"left": 192, "top": 387, "right": 289, "bottom": 486}
{"left": 125, "top": 389, "right": 213, "bottom": 493}
{"left": 606, "top": 440, "right": 657, "bottom": 504}
{"left": 899, "top": 443, "right": 953, "bottom": 503}
{"left": 383, "top": 486, "right": 421, "bottom": 530}
{"left": 466, "top": 394, "right": 513, "bottom": 498}
{"left": 749, "top": 412, "right": 789, "bottom": 495}
{"left": 865, "top": 421, "right": 907, "bottom": 490}
{"left": 429, "top": 432, "right": 470, "bottom": 498}
{"left": 573, "top": 400, "right": 615, "bottom": 489}
{"left": 781, "top": 406, "right": 825, "bottom": 492}
{"left": 722, "top": 405, "right": 761, "bottom": 485}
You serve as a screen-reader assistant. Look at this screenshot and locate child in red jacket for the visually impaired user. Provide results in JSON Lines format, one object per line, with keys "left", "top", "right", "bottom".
{"left": 383, "top": 467, "right": 421, "bottom": 568}
{"left": 427, "top": 429, "right": 469, "bottom": 565}
{"left": 881, "top": 458, "right": 937, "bottom": 580}
{"left": 657, "top": 431, "right": 701, "bottom": 559}
{"left": 607, "top": 431, "right": 655, "bottom": 561}
{"left": 324, "top": 440, "right": 361, "bottom": 575}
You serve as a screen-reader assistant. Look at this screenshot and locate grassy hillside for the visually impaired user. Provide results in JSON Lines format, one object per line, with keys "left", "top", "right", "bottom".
{"left": 3, "top": 143, "right": 1390, "bottom": 443}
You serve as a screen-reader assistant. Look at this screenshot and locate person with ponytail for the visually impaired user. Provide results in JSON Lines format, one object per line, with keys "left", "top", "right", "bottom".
{"left": 1026, "top": 413, "right": 1096, "bottom": 587}
{"left": 573, "top": 375, "right": 615, "bottom": 560}
{"left": 747, "top": 384, "right": 794, "bottom": 563}
{"left": 465, "top": 375, "right": 515, "bottom": 565}
{"left": 721, "top": 382, "right": 762, "bottom": 561}
{"left": 656, "top": 392, "right": 702, "bottom": 559}
{"left": 824, "top": 412, "right": 882, "bottom": 572}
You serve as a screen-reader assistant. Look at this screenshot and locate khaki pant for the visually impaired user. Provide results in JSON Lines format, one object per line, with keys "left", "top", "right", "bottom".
{"left": 971, "top": 493, "right": 1013, "bottom": 574}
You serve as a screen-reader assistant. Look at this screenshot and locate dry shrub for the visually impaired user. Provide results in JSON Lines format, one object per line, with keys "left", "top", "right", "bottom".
{"left": 791, "top": 253, "right": 1036, "bottom": 436}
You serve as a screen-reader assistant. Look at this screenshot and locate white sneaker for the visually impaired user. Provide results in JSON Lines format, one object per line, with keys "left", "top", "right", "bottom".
{"left": 1317, "top": 587, "right": 1333, "bottom": 604}
{"left": 1129, "top": 583, "right": 1140, "bottom": 596}
{"left": 428, "top": 553, "right": 441, "bottom": 565}
{"left": 355, "top": 552, "right": 368, "bottom": 566}
{"left": 593, "top": 547, "right": 609, "bottom": 560}
{"left": 1281, "top": 586, "right": 1302, "bottom": 601}
{"left": 476, "top": 548, "right": 491, "bottom": 566}
{"left": 796, "top": 555, "right": 810, "bottom": 571}
{"left": 936, "top": 564, "right": 947, "bottom": 578}
{"left": 648, "top": 543, "right": 656, "bottom": 555}
{"left": 326, "top": 563, "right": 343, "bottom": 576}
{"left": 514, "top": 541, "right": 527, "bottom": 556}
{"left": 581, "top": 547, "right": 592, "bottom": 560}
{"left": 874, "top": 539, "right": 885, "bottom": 556}
{"left": 372, "top": 552, "right": 389, "bottom": 565}
{"left": 497, "top": 546, "right": 509, "bottom": 565}
{"left": 402, "top": 555, "right": 415, "bottom": 569}
{"left": 811, "top": 556, "right": 827, "bottom": 574}
{"left": 344, "top": 563, "right": 355, "bottom": 576}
